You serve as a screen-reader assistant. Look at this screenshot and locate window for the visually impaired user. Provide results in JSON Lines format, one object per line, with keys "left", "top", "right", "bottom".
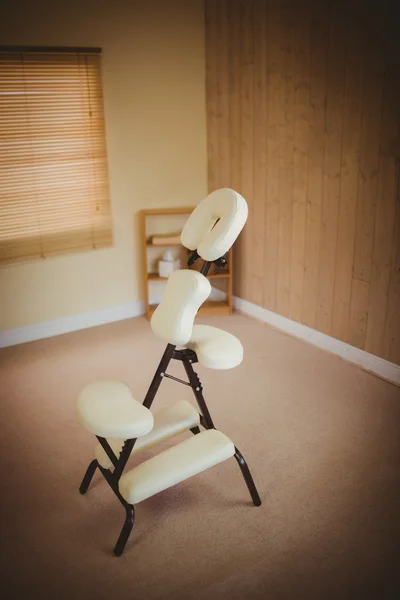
{"left": 0, "top": 47, "right": 113, "bottom": 266}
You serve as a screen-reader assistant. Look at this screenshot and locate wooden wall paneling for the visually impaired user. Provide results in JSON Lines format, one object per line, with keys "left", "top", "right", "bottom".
{"left": 365, "top": 25, "right": 400, "bottom": 357}
{"left": 378, "top": 14, "right": 400, "bottom": 365}
{"left": 228, "top": 0, "right": 244, "bottom": 297}
{"left": 331, "top": 14, "right": 364, "bottom": 341}
{"left": 350, "top": 21, "right": 384, "bottom": 261}
{"left": 302, "top": 1, "right": 329, "bottom": 328}
{"left": 315, "top": 10, "right": 346, "bottom": 335}
{"left": 228, "top": 0, "right": 242, "bottom": 193}
{"left": 216, "top": 0, "right": 231, "bottom": 188}
{"left": 276, "top": 0, "right": 295, "bottom": 318}
{"left": 204, "top": 0, "right": 400, "bottom": 364}
{"left": 239, "top": 0, "right": 255, "bottom": 300}
{"left": 263, "top": 0, "right": 280, "bottom": 311}
{"left": 348, "top": 279, "right": 370, "bottom": 349}
{"left": 348, "top": 18, "right": 385, "bottom": 349}
{"left": 289, "top": 0, "right": 311, "bottom": 322}
{"left": 205, "top": 0, "right": 219, "bottom": 193}
{"left": 383, "top": 185, "right": 400, "bottom": 363}
{"left": 250, "top": 0, "right": 268, "bottom": 306}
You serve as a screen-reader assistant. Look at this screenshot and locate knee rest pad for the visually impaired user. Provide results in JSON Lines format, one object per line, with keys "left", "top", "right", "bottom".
{"left": 119, "top": 429, "right": 235, "bottom": 505}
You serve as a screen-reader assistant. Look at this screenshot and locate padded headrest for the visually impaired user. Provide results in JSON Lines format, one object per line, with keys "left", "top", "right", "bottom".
{"left": 180, "top": 188, "right": 248, "bottom": 261}
{"left": 151, "top": 270, "right": 211, "bottom": 346}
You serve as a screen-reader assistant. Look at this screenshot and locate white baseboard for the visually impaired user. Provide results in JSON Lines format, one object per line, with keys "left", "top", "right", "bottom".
{"left": 4, "top": 291, "right": 397, "bottom": 386}
{"left": 0, "top": 300, "right": 145, "bottom": 348}
{"left": 233, "top": 296, "right": 400, "bottom": 386}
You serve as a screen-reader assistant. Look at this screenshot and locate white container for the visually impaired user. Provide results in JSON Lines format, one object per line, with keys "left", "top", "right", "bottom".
{"left": 158, "top": 251, "right": 181, "bottom": 278}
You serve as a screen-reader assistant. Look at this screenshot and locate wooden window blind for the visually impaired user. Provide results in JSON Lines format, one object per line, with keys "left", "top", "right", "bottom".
{"left": 0, "top": 48, "right": 113, "bottom": 266}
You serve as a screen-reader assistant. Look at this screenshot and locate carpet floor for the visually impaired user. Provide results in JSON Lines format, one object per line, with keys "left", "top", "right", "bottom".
{"left": 0, "top": 313, "right": 399, "bottom": 600}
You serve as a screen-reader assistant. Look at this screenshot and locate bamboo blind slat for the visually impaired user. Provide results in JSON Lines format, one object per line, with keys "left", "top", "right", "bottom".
{"left": 0, "top": 49, "right": 113, "bottom": 266}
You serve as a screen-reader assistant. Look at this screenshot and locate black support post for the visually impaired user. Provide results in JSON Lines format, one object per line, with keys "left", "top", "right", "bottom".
{"left": 142, "top": 343, "right": 176, "bottom": 409}
{"left": 182, "top": 355, "right": 216, "bottom": 429}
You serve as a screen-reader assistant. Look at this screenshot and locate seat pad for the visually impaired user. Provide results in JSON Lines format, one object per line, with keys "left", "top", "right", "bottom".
{"left": 77, "top": 380, "right": 154, "bottom": 439}
{"left": 187, "top": 325, "right": 243, "bottom": 370}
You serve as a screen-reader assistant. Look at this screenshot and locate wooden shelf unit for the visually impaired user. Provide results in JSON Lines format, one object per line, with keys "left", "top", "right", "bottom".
{"left": 140, "top": 207, "right": 233, "bottom": 320}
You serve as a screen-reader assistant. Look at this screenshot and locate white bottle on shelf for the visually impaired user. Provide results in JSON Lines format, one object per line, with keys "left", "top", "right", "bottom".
{"left": 158, "top": 251, "right": 181, "bottom": 278}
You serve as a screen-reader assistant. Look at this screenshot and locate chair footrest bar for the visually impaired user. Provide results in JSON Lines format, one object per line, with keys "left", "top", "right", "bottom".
{"left": 119, "top": 429, "right": 235, "bottom": 505}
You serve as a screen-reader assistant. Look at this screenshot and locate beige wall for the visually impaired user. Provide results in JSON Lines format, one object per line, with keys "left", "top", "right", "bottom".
{"left": 205, "top": 0, "right": 400, "bottom": 365}
{"left": 0, "top": 0, "right": 207, "bottom": 329}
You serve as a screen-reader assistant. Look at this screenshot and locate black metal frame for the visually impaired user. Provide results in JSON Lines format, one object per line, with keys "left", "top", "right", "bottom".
{"left": 79, "top": 253, "right": 261, "bottom": 556}
{"left": 79, "top": 342, "right": 261, "bottom": 556}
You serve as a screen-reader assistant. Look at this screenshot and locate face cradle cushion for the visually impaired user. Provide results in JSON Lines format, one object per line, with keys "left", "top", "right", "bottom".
{"left": 180, "top": 188, "right": 248, "bottom": 261}
{"left": 76, "top": 188, "right": 261, "bottom": 557}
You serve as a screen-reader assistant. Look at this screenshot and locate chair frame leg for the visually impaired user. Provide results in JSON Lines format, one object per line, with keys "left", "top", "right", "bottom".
{"left": 79, "top": 459, "right": 98, "bottom": 494}
{"left": 97, "top": 463, "right": 138, "bottom": 557}
{"left": 114, "top": 504, "right": 135, "bottom": 557}
{"left": 234, "top": 447, "right": 262, "bottom": 506}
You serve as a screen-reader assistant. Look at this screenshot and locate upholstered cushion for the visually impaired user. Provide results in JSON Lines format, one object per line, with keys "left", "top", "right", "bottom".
{"left": 151, "top": 269, "right": 211, "bottom": 345}
{"left": 181, "top": 188, "right": 248, "bottom": 261}
{"left": 95, "top": 400, "right": 200, "bottom": 469}
{"left": 119, "top": 429, "right": 235, "bottom": 505}
{"left": 77, "top": 381, "right": 154, "bottom": 439}
{"left": 187, "top": 325, "right": 243, "bottom": 370}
